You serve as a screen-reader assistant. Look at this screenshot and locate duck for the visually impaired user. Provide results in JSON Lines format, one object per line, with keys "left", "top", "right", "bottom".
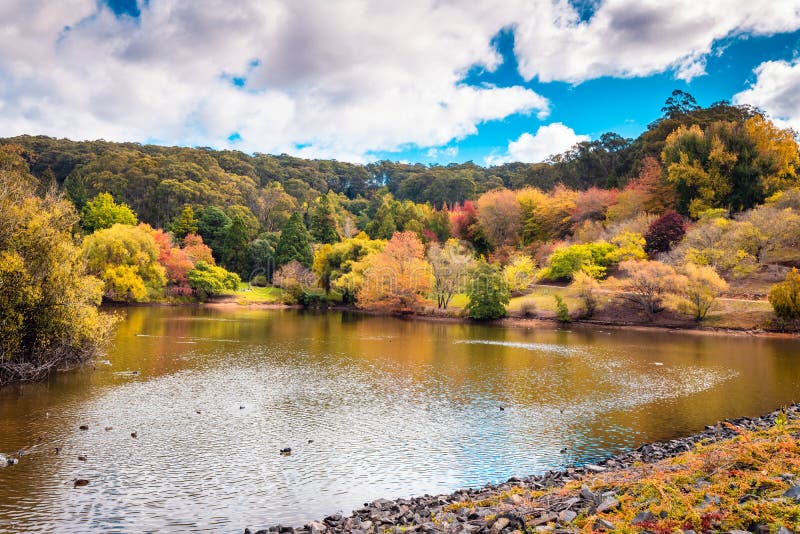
{"left": 279, "top": 447, "right": 292, "bottom": 455}
{"left": 73, "top": 479, "right": 90, "bottom": 487}
{"left": 79, "top": 425, "right": 89, "bottom": 431}
{"left": 131, "top": 431, "right": 138, "bottom": 439}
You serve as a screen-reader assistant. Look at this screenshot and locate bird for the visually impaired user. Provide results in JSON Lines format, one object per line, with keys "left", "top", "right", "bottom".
{"left": 73, "top": 479, "right": 89, "bottom": 487}
{"left": 78, "top": 455, "right": 87, "bottom": 462}
{"left": 239, "top": 406, "right": 245, "bottom": 410}
{"left": 79, "top": 425, "right": 89, "bottom": 431}
{"left": 280, "top": 447, "right": 292, "bottom": 455}
{"left": 104, "top": 426, "right": 113, "bottom": 431}
{"left": 307, "top": 439, "right": 314, "bottom": 444}
{"left": 131, "top": 431, "right": 138, "bottom": 439}
{"left": 54, "top": 447, "right": 61, "bottom": 455}
{"left": 499, "top": 405, "right": 505, "bottom": 411}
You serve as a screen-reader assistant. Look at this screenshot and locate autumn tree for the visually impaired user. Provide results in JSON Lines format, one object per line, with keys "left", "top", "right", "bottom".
{"left": 502, "top": 254, "right": 537, "bottom": 294}
{"left": 0, "top": 156, "right": 113, "bottom": 383}
{"left": 476, "top": 189, "right": 522, "bottom": 248}
{"left": 170, "top": 205, "right": 199, "bottom": 239}
{"left": 81, "top": 224, "right": 167, "bottom": 302}
{"left": 182, "top": 233, "right": 215, "bottom": 265}
{"left": 80, "top": 192, "right": 137, "bottom": 233}
{"left": 465, "top": 260, "right": 510, "bottom": 320}
{"left": 276, "top": 212, "right": 313, "bottom": 267}
{"left": 676, "top": 264, "right": 728, "bottom": 321}
{"left": 769, "top": 268, "right": 800, "bottom": 322}
{"left": 616, "top": 260, "right": 684, "bottom": 317}
{"left": 152, "top": 229, "right": 194, "bottom": 296}
{"left": 358, "top": 231, "right": 432, "bottom": 312}
{"left": 644, "top": 211, "right": 686, "bottom": 254}
{"left": 427, "top": 239, "right": 475, "bottom": 309}
{"left": 570, "top": 270, "right": 601, "bottom": 318}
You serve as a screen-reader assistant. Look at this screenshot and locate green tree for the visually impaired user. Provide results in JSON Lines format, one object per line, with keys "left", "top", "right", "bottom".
{"left": 276, "top": 212, "right": 313, "bottom": 267}
{"left": 0, "top": 160, "right": 114, "bottom": 384}
{"left": 310, "top": 194, "right": 340, "bottom": 244}
{"left": 187, "top": 261, "right": 241, "bottom": 300}
{"left": 80, "top": 192, "right": 137, "bottom": 233}
{"left": 554, "top": 295, "right": 570, "bottom": 322}
{"left": 170, "top": 205, "right": 199, "bottom": 239}
{"left": 222, "top": 215, "right": 250, "bottom": 276}
{"left": 248, "top": 233, "right": 278, "bottom": 282}
{"left": 197, "top": 206, "right": 232, "bottom": 261}
{"left": 465, "top": 260, "right": 510, "bottom": 320}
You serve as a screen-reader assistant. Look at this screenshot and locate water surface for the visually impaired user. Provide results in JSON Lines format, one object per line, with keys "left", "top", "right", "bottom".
{"left": 1, "top": 307, "right": 799, "bottom": 532}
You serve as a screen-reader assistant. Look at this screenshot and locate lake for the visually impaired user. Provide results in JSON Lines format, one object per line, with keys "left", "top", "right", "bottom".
{"left": 1, "top": 307, "right": 799, "bottom": 532}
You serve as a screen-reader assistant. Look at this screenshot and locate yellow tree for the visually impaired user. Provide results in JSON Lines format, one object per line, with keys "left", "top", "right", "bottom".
{"left": 358, "top": 232, "right": 433, "bottom": 312}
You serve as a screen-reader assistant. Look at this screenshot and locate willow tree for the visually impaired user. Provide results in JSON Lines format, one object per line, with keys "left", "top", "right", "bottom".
{"left": 0, "top": 149, "right": 114, "bottom": 383}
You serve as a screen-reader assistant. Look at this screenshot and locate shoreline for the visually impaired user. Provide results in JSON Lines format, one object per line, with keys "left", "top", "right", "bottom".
{"left": 248, "top": 404, "right": 799, "bottom": 534}
{"left": 193, "top": 300, "right": 800, "bottom": 340}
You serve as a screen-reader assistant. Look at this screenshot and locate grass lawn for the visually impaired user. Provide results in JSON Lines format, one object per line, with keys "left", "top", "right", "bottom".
{"left": 508, "top": 285, "right": 583, "bottom": 316}
{"left": 233, "top": 284, "right": 283, "bottom": 304}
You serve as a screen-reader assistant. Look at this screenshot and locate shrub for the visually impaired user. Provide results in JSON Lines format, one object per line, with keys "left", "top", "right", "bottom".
{"left": 503, "top": 255, "right": 537, "bottom": 294}
{"left": 543, "top": 242, "right": 616, "bottom": 281}
{"left": 676, "top": 264, "right": 728, "bottom": 321}
{"left": 519, "top": 299, "right": 536, "bottom": 317}
{"left": 570, "top": 270, "right": 601, "bottom": 318}
{"left": 554, "top": 295, "right": 570, "bottom": 322}
{"left": 465, "top": 260, "right": 510, "bottom": 320}
{"left": 616, "top": 260, "right": 684, "bottom": 317}
{"left": 769, "top": 268, "right": 800, "bottom": 321}
{"left": 644, "top": 211, "right": 686, "bottom": 254}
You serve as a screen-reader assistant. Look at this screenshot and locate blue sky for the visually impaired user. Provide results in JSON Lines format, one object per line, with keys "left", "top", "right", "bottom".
{"left": 2, "top": 1, "right": 800, "bottom": 165}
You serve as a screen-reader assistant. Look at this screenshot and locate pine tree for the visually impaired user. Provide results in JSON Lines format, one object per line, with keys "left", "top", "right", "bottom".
{"left": 196, "top": 206, "right": 231, "bottom": 262}
{"left": 465, "top": 260, "right": 510, "bottom": 320}
{"left": 170, "top": 205, "right": 199, "bottom": 239}
{"left": 276, "top": 212, "right": 313, "bottom": 267}
{"left": 310, "top": 194, "right": 340, "bottom": 244}
{"left": 222, "top": 215, "right": 250, "bottom": 276}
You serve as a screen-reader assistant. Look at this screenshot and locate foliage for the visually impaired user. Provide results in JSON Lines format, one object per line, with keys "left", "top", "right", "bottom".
{"left": 616, "top": 260, "right": 683, "bottom": 316}
{"left": 309, "top": 193, "right": 340, "bottom": 244}
{"left": 247, "top": 233, "right": 278, "bottom": 283}
{"left": 152, "top": 229, "right": 194, "bottom": 296}
{"left": 543, "top": 242, "right": 617, "bottom": 281}
{"left": 644, "top": 211, "right": 686, "bottom": 254}
{"left": 769, "top": 268, "right": 800, "bottom": 321}
{"left": 675, "top": 263, "right": 728, "bottom": 321}
{"left": 187, "top": 261, "right": 240, "bottom": 300}
{"left": 276, "top": 212, "right": 313, "bottom": 267}
{"left": 182, "top": 233, "right": 215, "bottom": 265}
{"left": 0, "top": 161, "right": 113, "bottom": 383}
{"left": 312, "top": 233, "right": 385, "bottom": 300}
{"left": 476, "top": 189, "right": 522, "bottom": 248}
{"left": 609, "top": 231, "right": 647, "bottom": 262}
{"left": 502, "top": 254, "right": 537, "bottom": 294}
{"left": 465, "top": 260, "right": 510, "bottom": 320}
{"left": 662, "top": 117, "right": 800, "bottom": 216}
{"left": 81, "top": 223, "right": 167, "bottom": 302}
{"left": 570, "top": 270, "right": 601, "bottom": 318}
{"left": 170, "top": 204, "right": 199, "bottom": 239}
{"left": 357, "top": 231, "right": 432, "bottom": 313}
{"left": 80, "top": 192, "right": 137, "bottom": 233}
{"left": 554, "top": 294, "right": 570, "bottom": 322}
{"left": 221, "top": 215, "right": 251, "bottom": 276}
{"left": 196, "top": 206, "right": 231, "bottom": 262}
{"left": 428, "top": 239, "right": 476, "bottom": 309}
{"left": 273, "top": 260, "right": 317, "bottom": 303}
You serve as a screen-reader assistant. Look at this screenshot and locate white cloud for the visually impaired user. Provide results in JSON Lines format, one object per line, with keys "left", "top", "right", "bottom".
{"left": 733, "top": 58, "right": 800, "bottom": 131}
{"left": 427, "top": 146, "right": 459, "bottom": 160}
{"left": 485, "top": 123, "right": 589, "bottom": 166}
{"left": 511, "top": 0, "right": 800, "bottom": 83}
{"left": 0, "top": 0, "right": 799, "bottom": 161}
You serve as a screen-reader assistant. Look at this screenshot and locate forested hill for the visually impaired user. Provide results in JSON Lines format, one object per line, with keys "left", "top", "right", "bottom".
{"left": 2, "top": 91, "right": 761, "bottom": 229}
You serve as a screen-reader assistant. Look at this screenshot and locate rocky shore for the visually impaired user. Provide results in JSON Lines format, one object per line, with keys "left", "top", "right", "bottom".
{"left": 245, "top": 404, "right": 800, "bottom": 534}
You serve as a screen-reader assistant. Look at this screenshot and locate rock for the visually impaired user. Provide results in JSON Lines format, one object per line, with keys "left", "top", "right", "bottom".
{"left": 505, "top": 494, "right": 523, "bottom": 505}
{"left": 593, "top": 519, "right": 614, "bottom": 531}
{"left": 777, "top": 527, "right": 793, "bottom": 534}
{"left": 726, "top": 531, "right": 749, "bottom": 534}
{"left": 631, "top": 511, "right": 656, "bottom": 525}
{"left": 558, "top": 510, "right": 577, "bottom": 523}
{"left": 0, "top": 453, "right": 7, "bottom": 467}
{"left": 596, "top": 498, "right": 619, "bottom": 513}
{"left": 783, "top": 486, "right": 800, "bottom": 500}
{"left": 491, "top": 517, "right": 510, "bottom": 532}
{"left": 584, "top": 464, "right": 605, "bottom": 473}
{"left": 306, "top": 521, "right": 325, "bottom": 534}
{"left": 579, "top": 485, "right": 595, "bottom": 502}
{"left": 738, "top": 494, "right": 758, "bottom": 504}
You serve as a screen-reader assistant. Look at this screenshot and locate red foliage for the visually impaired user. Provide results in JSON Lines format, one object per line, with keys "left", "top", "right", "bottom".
{"left": 644, "top": 210, "right": 686, "bottom": 254}
{"left": 182, "top": 233, "right": 215, "bottom": 265}
{"left": 152, "top": 229, "right": 193, "bottom": 292}
{"left": 626, "top": 156, "right": 677, "bottom": 213}
{"left": 571, "top": 187, "right": 619, "bottom": 225}
{"left": 449, "top": 200, "right": 479, "bottom": 241}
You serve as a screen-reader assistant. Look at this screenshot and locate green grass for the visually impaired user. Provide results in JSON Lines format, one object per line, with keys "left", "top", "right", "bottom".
{"left": 233, "top": 284, "right": 283, "bottom": 304}
{"left": 508, "top": 285, "right": 582, "bottom": 315}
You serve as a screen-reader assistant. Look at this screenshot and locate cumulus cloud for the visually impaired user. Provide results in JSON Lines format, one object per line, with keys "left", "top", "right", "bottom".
{"left": 733, "top": 58, "right": 800, "bottom": 131}
{"left": 0, "top": 0, "right": 799, "bottom": 161}
{"left": 511, "top": 0, "right": 800, "bottom": 83}
{"left": 485, "top": 123, "right": 589, "bottom": 166}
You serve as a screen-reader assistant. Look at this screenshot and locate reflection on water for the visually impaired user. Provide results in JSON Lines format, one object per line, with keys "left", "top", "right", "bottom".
{"left": 1, "top": 307, "right": 799, "bottom": 532}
